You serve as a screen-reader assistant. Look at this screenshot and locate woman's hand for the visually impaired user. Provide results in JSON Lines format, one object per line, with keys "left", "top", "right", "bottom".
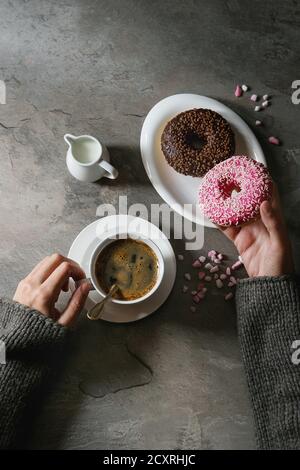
{"left": 13, "top": 254, "right": 91, "bottom": 326}
{"left": 220, "top": 187, "right": 294, "bottom": 277}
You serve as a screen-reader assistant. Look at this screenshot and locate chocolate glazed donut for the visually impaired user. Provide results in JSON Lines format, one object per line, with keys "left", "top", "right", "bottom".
{"left": 161, "top": 108, "right": 235, "bottom": 177}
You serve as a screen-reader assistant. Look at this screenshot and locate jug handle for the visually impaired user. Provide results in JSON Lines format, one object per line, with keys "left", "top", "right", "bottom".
{"left": 99, "top": 160, "right": 118, "bottom": 180}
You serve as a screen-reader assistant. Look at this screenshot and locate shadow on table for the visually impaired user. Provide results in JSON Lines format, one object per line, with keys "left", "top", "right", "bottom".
{"left": 95, "top": 145, "right": 152, "bottom": 188}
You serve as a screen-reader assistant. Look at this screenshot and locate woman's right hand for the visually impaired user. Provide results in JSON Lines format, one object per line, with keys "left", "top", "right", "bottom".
{"left": 220, "top": 187, "right": 294, "bottom": 278}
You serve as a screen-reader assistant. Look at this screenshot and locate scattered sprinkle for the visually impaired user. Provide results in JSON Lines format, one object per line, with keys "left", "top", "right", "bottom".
{"left": 235, "top": 85, "right": 243, "bottom": 97}
{"left": 262, "top": 100, "right": 269, "bottom": 108}
{"left": 251, "top": 94, "right": 258, "bottom": 102}
{"left": 241, "top": 84, "right": 249, "bottom": 92}
{"left": 210, "top": 265, "right": 219, "bottom": 273}
{"left": 205, "top": 263, "right": 213, "bottom": 270}
{"left": 208, "top": 250, "right": 217, "bottom": 258}
{"left": 268, "top": 136, "right": 280, "bottom": 145}
{"left": 232, "top": 260, "right": 243, "bottom": 270}
{"left": 255, "top": 105, "right": 261, "bottom": 112}
{"left": 263, "top": 94, "right": 269, "bottom": 100}
{"left": 180, "top": 250, "right": 243, "bottom": 308}
{"left": 255, "top": 120, "right": 262, "bottom": 126}
{"left": 192, "top": 259, "right": 201, "bottom": 268}
{"left": 225, "top": 293, "right": 234, "bottom": 301}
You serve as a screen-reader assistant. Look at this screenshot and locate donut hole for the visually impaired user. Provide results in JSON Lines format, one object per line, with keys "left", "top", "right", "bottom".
{"left": 219, "top": 178, "right": 241, "bottom": 198}
{"left": 186, "top": 132, "right": 206, "bottom": 150}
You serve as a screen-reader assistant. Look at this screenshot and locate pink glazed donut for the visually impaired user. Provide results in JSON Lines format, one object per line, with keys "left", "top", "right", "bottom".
{"left": 198, "top": 155, "right": 273, "bottom": 226}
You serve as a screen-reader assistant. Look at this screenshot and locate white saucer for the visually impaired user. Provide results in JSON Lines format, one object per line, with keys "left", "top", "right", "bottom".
{"left": 140, "top": 93, "right": 266, "bottom": 228}
{"left": 68, "top": 215, "right": 176, "bottom": 323}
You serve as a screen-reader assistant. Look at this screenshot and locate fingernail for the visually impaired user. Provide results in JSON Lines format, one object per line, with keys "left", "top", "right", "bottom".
{"left": 263, "top": 201, "right": 272, "bottom": 215}
{"left": 76, "top": 278, "right": 93, "bottom": 289}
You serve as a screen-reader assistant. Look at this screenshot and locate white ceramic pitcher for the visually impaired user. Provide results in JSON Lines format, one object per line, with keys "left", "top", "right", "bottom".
{"left": 64, "top": 134, "right": 118, "bottom": 182}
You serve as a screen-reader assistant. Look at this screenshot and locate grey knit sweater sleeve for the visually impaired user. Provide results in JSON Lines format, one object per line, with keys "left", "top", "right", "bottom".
{"left": 236, "top": 275, "right": 300, "bottom": 449}
{"left": 0, "top": 298, "right": 67, "bottom": 449}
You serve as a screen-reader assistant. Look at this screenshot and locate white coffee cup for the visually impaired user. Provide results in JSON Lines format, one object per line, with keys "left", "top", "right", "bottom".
{"left": 64, "top": 134, "right": 118, "bottom": 182}
{"left": 89, "top": 233, "right": 165, "bottom": 305}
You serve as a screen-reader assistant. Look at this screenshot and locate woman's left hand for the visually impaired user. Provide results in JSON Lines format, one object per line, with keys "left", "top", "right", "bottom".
{"left": 13, "top": 253, "right": 91, "bottom": 326}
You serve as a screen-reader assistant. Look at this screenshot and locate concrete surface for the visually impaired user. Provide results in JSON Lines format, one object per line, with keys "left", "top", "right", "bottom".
{"left": 0, "top": 0, "right": 299, "bottom": 450}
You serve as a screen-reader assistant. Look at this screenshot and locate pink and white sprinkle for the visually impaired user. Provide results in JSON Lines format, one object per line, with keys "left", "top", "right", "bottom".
{"left": 268, "top": 136, "right": 280, "bottom": 145}
{"left": 235, "top": 85, "right": 243, "bottom": 97}
{"left": 231, "top": 260, "right": 243, "bottom": 270}
{"left": 192, "top": 259, "right": 201, "bottom": 268}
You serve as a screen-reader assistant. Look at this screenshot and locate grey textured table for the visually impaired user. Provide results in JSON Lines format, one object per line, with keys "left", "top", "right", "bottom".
{"left": 0, "top": 0, "right": 299, "bottom": 450}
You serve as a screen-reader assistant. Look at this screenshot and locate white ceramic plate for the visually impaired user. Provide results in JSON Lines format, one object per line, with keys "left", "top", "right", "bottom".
{"left": 140, "top": 94, "right": 266, "bottom": 228}
{"left": 68, "top": 215, "right": 176, "bottom": 323}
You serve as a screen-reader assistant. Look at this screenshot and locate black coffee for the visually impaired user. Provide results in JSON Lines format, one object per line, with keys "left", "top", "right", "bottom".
{"left": 95, "top": 238, "right": 158, "bottom": 301}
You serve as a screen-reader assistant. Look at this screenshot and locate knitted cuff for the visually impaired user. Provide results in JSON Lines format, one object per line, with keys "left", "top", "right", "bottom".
{"left": 236, "top": 275, "right": 300, "bottom": 449}
{"left": 236, "top": 275, "right": 300, "bottom": 332}
{"left": 0, "top": 298, "right": 67, "bottom": 355}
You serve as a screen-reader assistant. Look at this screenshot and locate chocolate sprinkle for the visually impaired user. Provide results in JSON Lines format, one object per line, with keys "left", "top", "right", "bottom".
{"left": 161, "top": 108, "right": 235, "bottom": 177}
